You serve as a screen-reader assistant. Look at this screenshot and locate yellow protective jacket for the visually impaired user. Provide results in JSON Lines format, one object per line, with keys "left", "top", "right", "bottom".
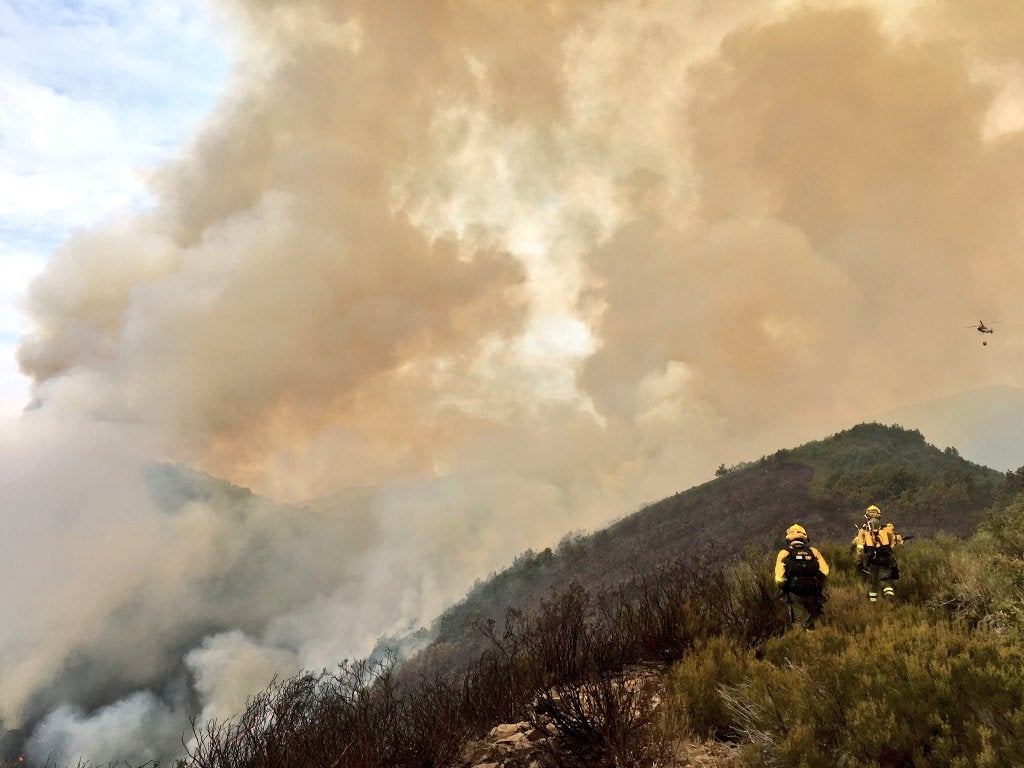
{"left": 774, "top": 545, "right": 830, "bottom": 585}
{"left": 854, "top": 525, "right": 899, "bottom": 553}
{"left": 883, "top": 523, "right": 904, "bottom": 545}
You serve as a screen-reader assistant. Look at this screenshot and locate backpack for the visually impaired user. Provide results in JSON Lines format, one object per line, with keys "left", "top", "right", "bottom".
{"left": 785, "top": 545, "right": 823, "bottom": 595}
{"left": 865, "top": 527, "right": 894, "bottom": 565}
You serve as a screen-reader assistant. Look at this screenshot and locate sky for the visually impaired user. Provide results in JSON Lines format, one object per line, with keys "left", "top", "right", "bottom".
{"left": 5, "top": 0, "right": 1024, "bottom": 764}
{"left": 0, "top": 0, "right": 231, "bottom": 415}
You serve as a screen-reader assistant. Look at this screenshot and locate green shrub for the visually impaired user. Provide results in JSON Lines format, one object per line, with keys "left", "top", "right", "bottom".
{"left": 663, "top": 507, "right": 1024, "bottom": 767}
{"left": 716, "top": 615, "right": 1024, "bottom": 766}
{"left": 934, "top": 499, "right": 1024, "bottom": 639}
{"left": 977, "top": 496, "right": 1024, "bottom": 559}
{"left": 664, "top": 637, "right": 751, "bottom": 740}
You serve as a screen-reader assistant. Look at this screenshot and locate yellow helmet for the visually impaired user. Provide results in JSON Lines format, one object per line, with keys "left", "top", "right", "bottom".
{"left": 785, "top": 524, "right": 808, "bottom": 542}
{"left": 865, "top": 505, "right": 881, "bottom": 519}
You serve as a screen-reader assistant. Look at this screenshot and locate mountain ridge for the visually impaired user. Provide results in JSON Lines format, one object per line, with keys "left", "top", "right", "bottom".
{"left": 428, "top": 422, "right": 1001, "bottom": 647}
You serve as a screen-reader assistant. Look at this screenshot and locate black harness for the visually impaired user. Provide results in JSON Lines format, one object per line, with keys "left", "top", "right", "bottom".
{"left": 864, "top": 527, "right": 894, "bottom": 565}
{"left": 785, "top": 544, "right": 823, "bottom": 595}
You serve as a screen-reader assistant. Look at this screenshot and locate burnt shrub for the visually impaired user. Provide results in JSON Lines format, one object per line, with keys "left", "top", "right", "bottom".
{"left": 481, "top": 584, "right": 672, "bottom": 767}
{"left": 184, "top": 654, "right": 473, "bottom": 768}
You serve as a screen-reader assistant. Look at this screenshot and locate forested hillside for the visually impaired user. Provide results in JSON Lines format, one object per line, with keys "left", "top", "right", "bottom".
{"left": 430, "top": 423, "right": 1000, "bottom": 646}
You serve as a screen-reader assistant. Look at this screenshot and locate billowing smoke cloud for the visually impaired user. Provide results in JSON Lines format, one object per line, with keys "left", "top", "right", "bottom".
{"left": 577, "top": 1, "right": 1024, "bottom": 471}
{"left": 7, "top": 0, "right": 1024, "bottom": 763}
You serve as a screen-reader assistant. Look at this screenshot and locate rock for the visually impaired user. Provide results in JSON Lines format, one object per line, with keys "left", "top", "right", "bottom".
{"left": 488, "top": 721, "right": 530, "bottom": 739}
{"left": 494, "top": 732, "right": 530, "bottom": 753}
{"left": 453, "top": 720, "right": 548, "bottom": 768}
{"left": 457, "top": 741, "right": 492, "bottom": 765}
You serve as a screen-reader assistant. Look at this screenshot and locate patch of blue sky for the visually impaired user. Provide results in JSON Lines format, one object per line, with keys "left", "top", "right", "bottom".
{"left": 0, "top": 0, "right": 233, "bottom": 416}
{"left": 0, "top": 0, "right": 229, "bottom": 113}
{"left": 0, "top": 0, "right": 232, "bottom": 234}
{"left": 0, "top": 225, "right": 65, "bottom": 254}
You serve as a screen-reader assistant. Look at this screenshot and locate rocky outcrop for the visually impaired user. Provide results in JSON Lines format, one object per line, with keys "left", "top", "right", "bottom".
{"left": 452, "top": 720, "right": 740, "bottom": 768}
{"left": 450, "top": 666, "right": 741, "bottom": 768}
{"left": 454, "top": 721, "right": 549, "bottom": 768}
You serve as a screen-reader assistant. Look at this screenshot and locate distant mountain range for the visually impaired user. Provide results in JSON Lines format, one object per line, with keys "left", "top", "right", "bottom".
{"left": 877, "top": 385, "right": 1024, "bottom": 472}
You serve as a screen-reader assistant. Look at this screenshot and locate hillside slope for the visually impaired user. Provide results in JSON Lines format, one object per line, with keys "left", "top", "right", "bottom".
{"left": 432, "top": 423, "right": 1002, "bottom": 644}
{"left": 180, "top": 464, "right": 1024, "bottom": 768}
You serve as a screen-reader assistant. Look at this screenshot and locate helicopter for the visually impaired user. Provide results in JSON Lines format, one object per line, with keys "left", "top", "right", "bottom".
{"left": 967, "top": 321, "right": 995, "bottom": 345}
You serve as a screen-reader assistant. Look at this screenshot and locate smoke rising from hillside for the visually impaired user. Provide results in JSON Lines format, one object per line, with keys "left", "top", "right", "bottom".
{"left": 8, "top": 0, "right": 1024, "bottom": 762}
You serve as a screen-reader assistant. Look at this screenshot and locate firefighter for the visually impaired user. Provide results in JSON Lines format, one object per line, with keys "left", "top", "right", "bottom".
{"left": 774, "top": 524, "right": 830, "bottom": 630}
{"left": 854, "top": 504, "right": 899, "bottom": 601}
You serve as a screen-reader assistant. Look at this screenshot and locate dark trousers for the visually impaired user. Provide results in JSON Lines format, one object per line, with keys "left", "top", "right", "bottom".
{"left": 785, "top": 592, "right": 823, "bottom": 629}
{"left": 864, "top": 561, "right": 896, "bottom": 601}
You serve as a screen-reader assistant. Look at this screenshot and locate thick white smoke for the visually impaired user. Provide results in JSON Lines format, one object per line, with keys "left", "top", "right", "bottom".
{"left": 7, "top": 0, "right": 1024, "bottom": 763}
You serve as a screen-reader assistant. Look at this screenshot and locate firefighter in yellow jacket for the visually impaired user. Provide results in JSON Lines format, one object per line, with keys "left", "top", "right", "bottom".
{"left": 854, "top": 504, "right": 900, "bottom": 601}
{"left": 774, "top": 524, "right": 830, "bottom": 629}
